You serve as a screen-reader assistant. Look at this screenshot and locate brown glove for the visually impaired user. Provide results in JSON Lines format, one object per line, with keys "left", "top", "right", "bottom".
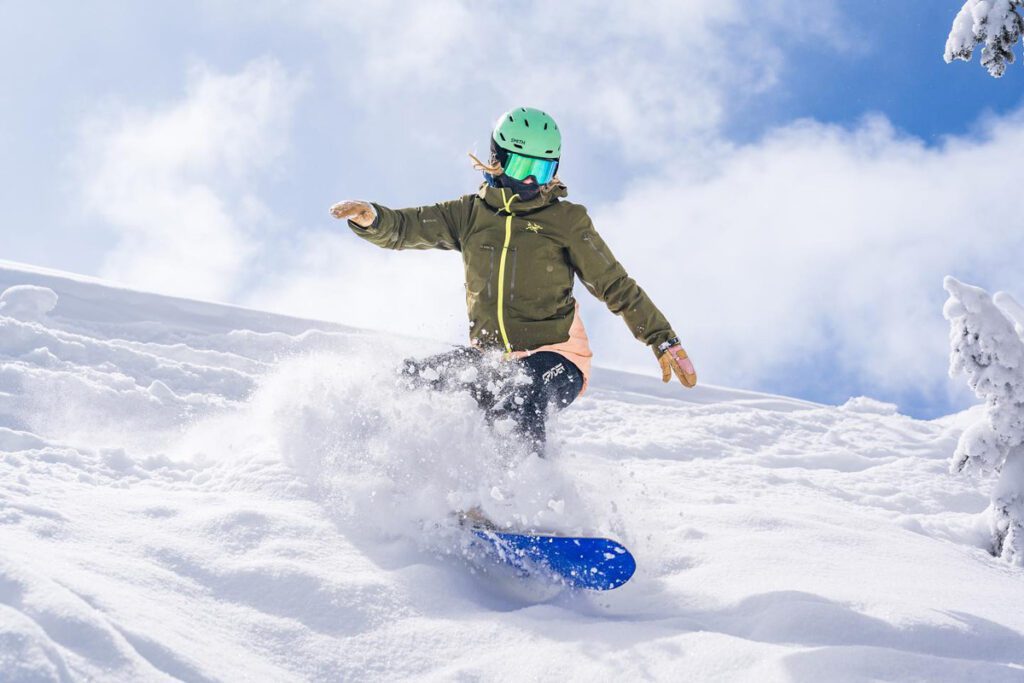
{"left": 330, "top": 200, "right": 375, "bottom": 227}
{"left": 659, "top": 343, "right": 697, "bottom": 388}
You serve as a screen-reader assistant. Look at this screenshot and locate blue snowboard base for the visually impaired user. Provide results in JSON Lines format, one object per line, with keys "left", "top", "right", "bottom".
{"left": 467, "top": 527, "right": 636, "bottom": 591}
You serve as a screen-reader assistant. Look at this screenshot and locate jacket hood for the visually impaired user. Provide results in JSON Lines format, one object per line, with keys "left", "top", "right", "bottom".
{"left": 477, "top": 181, "right": 568, "bottom": 214}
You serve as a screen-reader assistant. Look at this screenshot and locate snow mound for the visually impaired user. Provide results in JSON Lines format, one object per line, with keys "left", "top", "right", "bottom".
{"left": 0, "top": 284, "right": 58, "bottom": 321}
{"left": 1, "top": 260, "right": 1023, "bottom": 681}
{"left": 842, "top": 396, "right": 900, "bottom": 415}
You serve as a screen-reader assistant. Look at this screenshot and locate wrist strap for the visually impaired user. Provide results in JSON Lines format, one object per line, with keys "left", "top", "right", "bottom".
{"left": 657, "top": 337, "right": 681, "bottom": 354}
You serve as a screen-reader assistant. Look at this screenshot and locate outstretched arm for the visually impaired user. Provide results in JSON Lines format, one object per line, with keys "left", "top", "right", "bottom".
{"left": 330, "top": 197, "right": 471, "bottom": 251}
{"left": 567, "top": 208, "right": 697, "bottom": 388}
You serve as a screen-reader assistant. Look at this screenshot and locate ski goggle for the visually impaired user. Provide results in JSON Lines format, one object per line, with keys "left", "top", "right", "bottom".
{"left": 502, "top": 152, "right": 558, "bottom": 185}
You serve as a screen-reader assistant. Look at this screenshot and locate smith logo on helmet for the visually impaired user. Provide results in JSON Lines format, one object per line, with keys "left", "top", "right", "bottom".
{"left": 510, "top": 138, "right": 526, "bottom": 146}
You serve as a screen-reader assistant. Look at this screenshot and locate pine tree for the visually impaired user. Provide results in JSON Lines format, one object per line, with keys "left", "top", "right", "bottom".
{"left": 944, "top": 276, "right": 1024, "bottom": 565}
{"left": 945, "top": 0, "right": 1024, "bottom": 77}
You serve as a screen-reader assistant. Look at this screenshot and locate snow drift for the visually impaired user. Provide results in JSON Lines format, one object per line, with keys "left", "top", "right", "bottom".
{"left": 1, "top": 259, "right": 1023, "bottom": 682}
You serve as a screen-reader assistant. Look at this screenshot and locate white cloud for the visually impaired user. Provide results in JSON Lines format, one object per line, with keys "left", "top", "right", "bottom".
{"left": 251, "top": 228, "right": 470, "bottom": 345}
{"left": 299, "top": 0, "right": 846, "bottom": 162}
{"left": 583, "top": 112, "right": 1024, "bottom": 404}
{"left": 76, "top": 59, "right": 302, "bottom": 301}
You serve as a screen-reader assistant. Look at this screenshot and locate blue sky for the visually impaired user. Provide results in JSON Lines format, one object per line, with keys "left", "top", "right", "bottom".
{"left": 763, "top": 2, "right": 1024, "bottom": 141}
{"left": 2, "top": 1, "right": 1023, "bottom": 418}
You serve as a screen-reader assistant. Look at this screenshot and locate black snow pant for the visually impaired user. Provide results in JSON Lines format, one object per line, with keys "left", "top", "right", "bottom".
{"left": 401, "top": 347, "right": 584, "bottom": 455}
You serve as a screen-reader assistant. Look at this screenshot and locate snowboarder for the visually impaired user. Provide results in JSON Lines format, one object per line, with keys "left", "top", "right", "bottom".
{"left": 331, "top": 107, "right": 697, "bottom": 455}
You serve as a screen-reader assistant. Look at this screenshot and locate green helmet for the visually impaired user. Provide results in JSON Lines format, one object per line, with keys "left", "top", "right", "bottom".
{"left": 492, "top": 107, "right": 561, "bottom": 159}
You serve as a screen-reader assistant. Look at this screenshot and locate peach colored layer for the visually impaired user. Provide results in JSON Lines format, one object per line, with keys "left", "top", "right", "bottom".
{"left": 510, "top": 303, "right": 593, "bottom": 396}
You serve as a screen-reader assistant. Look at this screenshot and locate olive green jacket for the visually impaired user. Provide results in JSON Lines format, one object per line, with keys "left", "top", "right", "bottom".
{"left": 349, "top": 182, "right": 676, "bottom": 356}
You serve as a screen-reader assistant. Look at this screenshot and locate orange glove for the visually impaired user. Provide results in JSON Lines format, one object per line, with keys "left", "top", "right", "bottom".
{"left": 330, "top": 200, "right": 376, "bottom": 227}
{"left": 658, "top": 342, "right": 697, "bottom": 388}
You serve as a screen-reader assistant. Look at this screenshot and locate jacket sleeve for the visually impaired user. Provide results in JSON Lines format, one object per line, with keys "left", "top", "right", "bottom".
{"left": 347, "top": 196, "right": 472, "bottom": 251}
{"left": 567, "top": 207, "right": 676, "bottom": 354}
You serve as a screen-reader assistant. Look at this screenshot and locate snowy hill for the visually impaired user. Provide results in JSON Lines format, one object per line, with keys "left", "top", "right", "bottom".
{"left": 1, "top": 259, "right": 1023, "bottom": 682}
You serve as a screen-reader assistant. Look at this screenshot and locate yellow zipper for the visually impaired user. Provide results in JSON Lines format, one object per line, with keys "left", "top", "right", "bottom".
{"left": 497, "top": 189, "right": 518, "bottom": 354}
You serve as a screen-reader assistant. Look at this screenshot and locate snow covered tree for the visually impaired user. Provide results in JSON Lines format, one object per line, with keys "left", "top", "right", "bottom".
{"left": 945, "top": 0, "right": 1024, "bottom": 77}
{"left": 944, "top": 276, "right": 1024, "bottom": 565}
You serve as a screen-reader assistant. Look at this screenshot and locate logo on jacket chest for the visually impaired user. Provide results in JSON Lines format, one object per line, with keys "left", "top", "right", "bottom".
{"left": 524, "top": 222, "right": 544, "bottom": 233}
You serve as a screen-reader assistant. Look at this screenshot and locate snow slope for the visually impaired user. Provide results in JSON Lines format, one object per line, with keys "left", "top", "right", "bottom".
{"left": 1, "top": 259, "right": 1023, "bottom": 682}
